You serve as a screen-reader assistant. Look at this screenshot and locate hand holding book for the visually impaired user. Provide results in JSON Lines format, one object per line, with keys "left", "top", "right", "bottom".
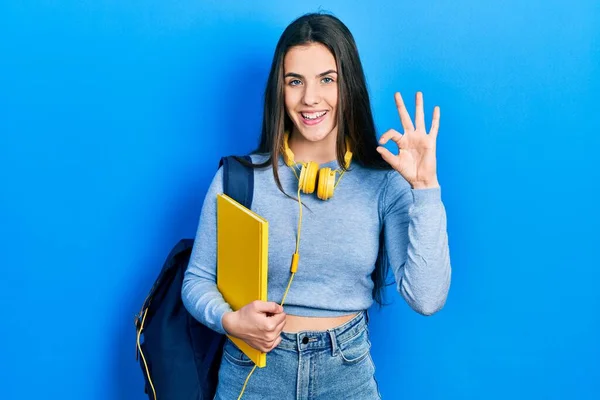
{"left": 222, "top": 301, "right": 287, "bottom": 353}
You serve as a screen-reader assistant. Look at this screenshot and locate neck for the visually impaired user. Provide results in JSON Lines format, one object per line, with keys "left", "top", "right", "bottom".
{"left": 288, "top": 127, "right": 338, "bottom": 165}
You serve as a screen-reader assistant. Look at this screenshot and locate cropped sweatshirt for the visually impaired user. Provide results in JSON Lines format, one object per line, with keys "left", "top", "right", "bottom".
{"left": 181, "top": 153, "right": 451, "bottom": 334}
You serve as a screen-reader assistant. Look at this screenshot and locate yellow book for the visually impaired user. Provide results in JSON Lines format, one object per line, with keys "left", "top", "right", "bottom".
{"left": 216, "top": 193, "right": 269, "bottom": 368}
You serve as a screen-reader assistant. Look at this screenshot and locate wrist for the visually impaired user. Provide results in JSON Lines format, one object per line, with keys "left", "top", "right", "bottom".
{"left": 222, "top": 311, "right": 239, "bottom": 336}
{"left": 411, "top": 179, "right": 440, "bottom": 190}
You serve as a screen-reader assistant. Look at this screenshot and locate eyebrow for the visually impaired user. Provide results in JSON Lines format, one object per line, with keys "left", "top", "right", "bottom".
{"left": 284, "top": 69, "right": 338, "bottom": 79}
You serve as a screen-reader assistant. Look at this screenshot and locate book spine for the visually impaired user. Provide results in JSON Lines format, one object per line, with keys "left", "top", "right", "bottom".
{"left": 260, "top": 222, "right": 268, "bottom": 302}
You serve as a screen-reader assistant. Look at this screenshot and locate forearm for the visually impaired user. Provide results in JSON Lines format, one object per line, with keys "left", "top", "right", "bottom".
{"left": 180, "top": 165, "right": 234, "bottom": 333}
{"left": 181, "top": 271, "right": 233, "bottom": 334}
{"left": 399, "top": 188, "right": 451, "bottom": 314}
{"left": 386, "top": 187, "right": 452, "bottom": 315}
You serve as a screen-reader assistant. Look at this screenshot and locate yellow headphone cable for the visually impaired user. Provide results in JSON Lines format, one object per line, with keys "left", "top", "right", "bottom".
{"left": 236, "top": 160, "right": 348, "bottom": 398}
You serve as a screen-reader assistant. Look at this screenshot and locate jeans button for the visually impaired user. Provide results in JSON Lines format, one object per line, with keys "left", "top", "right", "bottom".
{"left": 302, "top": 336, "right": 309, "bottom": 344}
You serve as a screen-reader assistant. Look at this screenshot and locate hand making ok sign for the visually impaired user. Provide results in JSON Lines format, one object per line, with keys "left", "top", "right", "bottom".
{"left": 377, "top": 92, "right": 441, "bottom": 189}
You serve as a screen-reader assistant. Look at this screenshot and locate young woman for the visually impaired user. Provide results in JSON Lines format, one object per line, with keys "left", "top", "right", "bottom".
{"left": 182, "top": 12, "right": 451, "bottom": 400}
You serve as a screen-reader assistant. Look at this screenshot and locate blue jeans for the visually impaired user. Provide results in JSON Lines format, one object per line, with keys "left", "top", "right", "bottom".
{"left": 214, "top": 311, "right": 382, "bottom": 400}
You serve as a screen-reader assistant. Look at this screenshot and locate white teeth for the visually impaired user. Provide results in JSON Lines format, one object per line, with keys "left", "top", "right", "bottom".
{"left": 301, "top": 111, "right": 326, "bottom": 120}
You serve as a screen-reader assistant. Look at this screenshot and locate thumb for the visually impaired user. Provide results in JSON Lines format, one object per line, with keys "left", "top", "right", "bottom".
{"left": 254, "top": 301, "right": 284, "bottom": 314}
{"left": 376, "top": 146, "right": 399, "bottom": 170}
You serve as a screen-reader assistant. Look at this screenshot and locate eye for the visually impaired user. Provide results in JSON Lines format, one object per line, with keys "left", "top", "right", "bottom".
{"left": 322, "top": 77, "right": 335, "bottom": 84}
{"left": 289, "top": 79, "right": 302, "bottom": 86}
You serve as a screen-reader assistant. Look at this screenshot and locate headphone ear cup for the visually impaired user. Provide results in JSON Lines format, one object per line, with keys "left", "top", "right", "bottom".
{"left": 299, "top": 161, "right": 319, "bottom": 194}
{"left": 317, "top": 167, "right": 336, "bottom": 200}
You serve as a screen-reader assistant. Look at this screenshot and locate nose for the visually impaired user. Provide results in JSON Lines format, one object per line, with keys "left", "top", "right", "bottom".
{"left": 302, "top": 81, "right": 321, "bottom": 106}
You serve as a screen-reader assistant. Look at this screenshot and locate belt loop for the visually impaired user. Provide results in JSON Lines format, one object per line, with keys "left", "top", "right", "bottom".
{"left": 327, "top": 329, "right": 338, "bottom": 357}
{"left": 296, "top": 333, "right": 302, "bottom": 351}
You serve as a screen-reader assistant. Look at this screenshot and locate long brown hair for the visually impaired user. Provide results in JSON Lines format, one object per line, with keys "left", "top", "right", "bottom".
{"left": 242, "top": 12, "right": 394, "bottom": 306}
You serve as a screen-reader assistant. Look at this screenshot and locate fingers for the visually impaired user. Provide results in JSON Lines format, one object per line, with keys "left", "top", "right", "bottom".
{"left": 265, "top": 311, "right": 287, "bottom": 328}
{"left": 378, "top": 129, "right": 403, "bottom": 147}
{"left": 394, "top": 91, "right": 438, "bottom": 136}
{"left": 430, "top": 106, "right": 440, "bottom": 139}
{"left": 376, "top": 145, "right": 401, "bottom": 171}
{"left": 260, "top": 334, "right": 283, "bottom": 353}
{"left": 253, "top": 300, "right": 284, "bottom": 314}
{"left": 415, "top": 91, "right": 425, "bottom": 132}
{"left": 262, "top": 316, "right": 286, "bottom": 352}
{"left": 274, "top": 315, "right": 287, "bottom": 333}
{"left": 268, "top": 336, "right": 283, "bottom": 351}
{"left": 395, "top": 92, "right": 415, "bottom": 132}
{"left": 377, "top": 129, "right": 403, "bottom": 170}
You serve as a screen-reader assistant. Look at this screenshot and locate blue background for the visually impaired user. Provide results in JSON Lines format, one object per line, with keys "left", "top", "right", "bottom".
{"left": 1, "top": 1, "right": 599, "bottom": 399}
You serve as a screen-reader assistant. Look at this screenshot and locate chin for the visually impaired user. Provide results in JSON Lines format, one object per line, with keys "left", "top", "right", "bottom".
{"left": 295, "top": 128, "right": 333, "bottom": 142}
{"left": 292, "top": 118, "right": 338, "bottom": 143}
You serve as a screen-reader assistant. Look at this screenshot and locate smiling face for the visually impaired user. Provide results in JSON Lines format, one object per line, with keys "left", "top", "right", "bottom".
{"left": 283, "top": 42, "right": 339, "bottom": 144}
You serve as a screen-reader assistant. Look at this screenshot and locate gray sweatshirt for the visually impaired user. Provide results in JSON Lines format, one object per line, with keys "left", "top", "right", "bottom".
{"left": 182, "top": 153, "right": 451, "bottom": 334}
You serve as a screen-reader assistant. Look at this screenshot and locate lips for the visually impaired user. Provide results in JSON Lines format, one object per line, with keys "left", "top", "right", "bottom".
{"left": 299, "top": 110, "right": 328, "bottom": 126}
{"left": 301, "top": 110, "right": 327, "bottom": 119}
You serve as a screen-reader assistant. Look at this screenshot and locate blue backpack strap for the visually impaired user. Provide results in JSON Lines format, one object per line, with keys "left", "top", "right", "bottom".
{"left": 219, "top": 155, "right": 254, "bottom": 209}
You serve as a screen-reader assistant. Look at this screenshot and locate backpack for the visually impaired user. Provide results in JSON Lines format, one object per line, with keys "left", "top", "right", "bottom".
{"left": 134, "top": 155, "right": 254, "bottom": 400}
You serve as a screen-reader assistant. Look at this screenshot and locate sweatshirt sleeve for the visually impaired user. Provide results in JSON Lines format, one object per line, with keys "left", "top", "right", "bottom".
{"left": 382, "top": 170, "right": 452, "bottom": 315}
{"left": 181, "top": 166, "right": 233, "bottom": 334}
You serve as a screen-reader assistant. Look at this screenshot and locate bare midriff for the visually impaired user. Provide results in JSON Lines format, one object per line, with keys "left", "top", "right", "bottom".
{"left": 282, "top": 312, "right": 359, "bottom": 333}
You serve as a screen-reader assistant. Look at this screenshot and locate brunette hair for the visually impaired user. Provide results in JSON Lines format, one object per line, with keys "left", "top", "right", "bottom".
{"left": 243, "top": 12, "right": 393, "bottom": 306}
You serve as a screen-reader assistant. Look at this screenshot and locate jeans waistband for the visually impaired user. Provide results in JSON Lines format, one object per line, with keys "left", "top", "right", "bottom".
{"left": 277, "top": 310, "right": 368, "bottom": 352}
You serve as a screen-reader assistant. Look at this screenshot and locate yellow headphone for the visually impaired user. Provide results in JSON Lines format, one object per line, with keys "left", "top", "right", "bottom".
{"left": 281, "top": 131, "right": 353, "bottom": 200}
